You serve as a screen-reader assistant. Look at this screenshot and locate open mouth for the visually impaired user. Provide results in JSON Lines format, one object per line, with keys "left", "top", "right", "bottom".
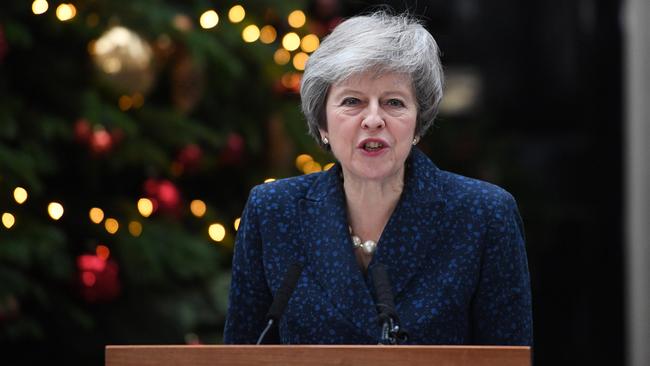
{"left": 363, "top": 141, "right": 384, "bottom": 152}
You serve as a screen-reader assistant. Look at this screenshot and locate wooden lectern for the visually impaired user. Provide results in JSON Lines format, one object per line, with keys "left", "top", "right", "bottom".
{"left": 106, "top": 345, "right": 531, "bottom": 366}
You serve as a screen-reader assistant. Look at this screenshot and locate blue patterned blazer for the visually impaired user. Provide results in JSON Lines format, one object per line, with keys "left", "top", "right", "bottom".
{"left": 224, "top": 147, "right": 532, "bottom": 345}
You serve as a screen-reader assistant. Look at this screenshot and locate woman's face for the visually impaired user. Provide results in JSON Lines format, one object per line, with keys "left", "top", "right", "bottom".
{"left": 322, "top": 71, "right": 418, "bottom": 183}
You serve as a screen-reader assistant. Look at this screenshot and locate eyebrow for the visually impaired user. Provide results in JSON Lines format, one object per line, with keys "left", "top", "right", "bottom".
{"left": 330, "top": 87, "right": 412, "bottom": 99}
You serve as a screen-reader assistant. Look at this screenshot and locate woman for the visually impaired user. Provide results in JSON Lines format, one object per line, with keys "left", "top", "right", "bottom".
{"left": 224, "top": 11, "right": 532, "bottom": 345}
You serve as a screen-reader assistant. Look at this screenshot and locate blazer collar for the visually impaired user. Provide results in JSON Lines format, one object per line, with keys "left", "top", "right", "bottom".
{"left": 299, "top": 148, "right": 447, "bottom": 339}
{"left": 304, "top": 147, "right": 445, "bottom": 204}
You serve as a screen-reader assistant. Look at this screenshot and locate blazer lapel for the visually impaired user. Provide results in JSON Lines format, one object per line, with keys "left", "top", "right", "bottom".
{"left": 298, "top": 148, "right": 446, "bottom": 339}
{"left": 299, "top": 164, "right": 379, "bottom": 339}
{"left": 370, "top": 148, "right": 447, "bottom": 300}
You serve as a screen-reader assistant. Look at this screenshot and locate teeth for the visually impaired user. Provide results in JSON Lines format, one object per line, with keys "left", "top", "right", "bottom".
{"left": 364, "top": 141, "right": 383, "bottom": 150}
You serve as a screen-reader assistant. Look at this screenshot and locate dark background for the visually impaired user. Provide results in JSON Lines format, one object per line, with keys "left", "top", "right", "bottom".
{"left": 0, "top": 1, "right": 624, "bottom": 365}
{"left": 344, "top": 1, "right": 623, "bottom": 365}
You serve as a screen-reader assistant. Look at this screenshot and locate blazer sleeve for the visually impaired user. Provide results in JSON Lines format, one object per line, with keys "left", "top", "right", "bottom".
{"left": 471, "top": 191, "right": 533, "bottom": 346}
{"left": 223, "top": 186, "right": 277, "bottom": 344}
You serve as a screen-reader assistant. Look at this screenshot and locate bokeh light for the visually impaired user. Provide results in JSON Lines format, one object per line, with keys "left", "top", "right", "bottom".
{"left": 13, "top": 187, "right": 28, "bottom": 204}
{"left": 302, "top": 161, "right": 322, "bottom": 174}
{"left": 55, "top": 3, "right": 76, "bottom": 21}
{"left": 228, "top": 5, "right": 245, "bottom": 23}
{"left": 137, "top": 198, "right": 154, "bottom": 217}
{"left": 190, "top": 199, "right": 207, "bottom": 217}
{"left": 242, "top": 25, "right": 260, "bottom": 43}
{"left": 96, "top": 244, "right": 110, "bottom": 260}
{"left": 273, "top": 48, "right": 291, "bottom": 65}
{"left": 2, "top": 213, "right": 15, "bottom": 229}
{"left": 295, "top": 154, "right": 314, "bottom": 170}
{"left": 105, "top": 218, "right": 119, "bottom": 234}
{"left": 301, "top": 34, "right": 320, "bottom": 53}
{"left": 48, "top": 202, "right": 64, "bottom": 220}
{"left": 282, "top": 32, "right": 301, "bottom": 51}
{"left": 259, "top": 25, "right": 277, "bottom": 44}
{"left": 200, "top": 10, "right": 219, "bottom": 29}
{"left": 208, "top": 223, "right": 226, "bottom": 242}
{"left": 288, "top": 10, "right": 306, "bottom": 28}
{"left": 89, "top": 207, "right": 105, "bottom": 224}
{"left": 32, "top": 0, "right": 48, "bottom": 15}
{"left": 118, "top": 95, "right": 133, "bottom": 111}
{"left": 128, "top": 221, "right": 143, "bottom": 237}
{"left": 293, "top": 52, "right": 309, "bottom": 71}
{"left": 234, "top": 217, "right": 241, "bottom": 231}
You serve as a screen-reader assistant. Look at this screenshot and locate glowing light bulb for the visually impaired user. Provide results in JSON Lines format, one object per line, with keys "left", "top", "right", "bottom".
{"left": 273, "top": 48, "right": 291, "bottom": 65}
{"left": 200, "top": 10, "right": 219, "bottom": 29}
{"left": 242, "top": 25, "right": 260, "bottom": 43}
{"left": 295, "top": 154, "right": 313, "bottom": 170}
{"left": 190, "top": 199, "right": 207, "bottom": 217}
{"left": 32, "top": 0, "right": 48, "bottom": 15}
{"left": 89, "top": 207, "right": 105, "bottom": 224}
{"left": 302, "top": 161, "right": 322, "bottom": 174}
{"left": 292, "top": 52, "right": 309, "bottom": 71}
{"left": 128, "top": 221, "right": 143, "bottom": 237}
{"left": 13, "top": 187, "right": 28, "bottom": 204}
{"left": 2, "top": 213, "right": 15, "bottom": 229}
{"left": 234, "top": 217, "right": 241, "bottom": 231}
{"left": 259, "top": 25, "right": 277, "bottom": 44}
{"left": 137, "top": 198, "right": 154, "bottom": 217}
{"left": 48, "top": 202, "right": 64, "bottom": 220}
{"left": 300, "top": 34, "right": 320, "bottom": 53}
{"left": 208, "top": 223, "right": 226, "bottom": 242}
{"left": 282, "top": 32, "right": 301, "bottom": 51}
{"left": 118, "top": 95, "right": 133, "bottom": 111}
{"left": 287, "top": 10, "right": 306, "bottom": 28}
{"left": 228, "top": 5, "right": 245, "bottom": 23}
{"left": 56, "top": 3, "right": 76, "bottom": 21}
{"left": 105, "top": 218, "right": 119, "bottom": 234}
{"left": 96, "top": 244, "right": 110, "bottom": 260}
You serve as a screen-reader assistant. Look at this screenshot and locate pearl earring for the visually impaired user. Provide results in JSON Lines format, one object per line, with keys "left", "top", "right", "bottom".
{"left": 322, "top": 137, "right": 329, "bottom": 145}
{"left": 412, "top": 137, "right": 419, "bottom": 145}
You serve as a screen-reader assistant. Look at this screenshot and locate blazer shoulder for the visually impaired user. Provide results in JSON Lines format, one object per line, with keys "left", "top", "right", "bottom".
{"left": 248, "top": 172, "right": 323, "bottom": 206}
{"left": 437, "top": 169, "right": 517, "bottom": 209}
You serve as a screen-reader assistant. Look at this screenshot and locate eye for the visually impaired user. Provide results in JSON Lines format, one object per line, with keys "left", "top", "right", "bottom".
{"left": 340, "top": 97, "right": 360, "bottom": 107}
{"left": 386, "top": 99, "right": 405, "bottom": 108}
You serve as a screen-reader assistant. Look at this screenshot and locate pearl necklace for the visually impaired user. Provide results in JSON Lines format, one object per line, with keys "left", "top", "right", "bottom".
{"left": 349, "top": 226, "right": 377, "bottom": 254}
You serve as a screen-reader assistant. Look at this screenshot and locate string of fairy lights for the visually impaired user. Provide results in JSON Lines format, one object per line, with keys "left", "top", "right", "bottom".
{"left": 5, "top": 2, "right": 337, "bottom": 247}
{"left": 1, "top": 154, "right": 334, "bottom": 244}
{"left": 30, "top": 1, "right": 321, "bottom": 71}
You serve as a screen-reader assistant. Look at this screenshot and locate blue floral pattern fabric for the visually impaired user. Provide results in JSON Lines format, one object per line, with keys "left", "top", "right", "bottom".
{"left": 224, "top": 147, "right": 532, "bottom": 345}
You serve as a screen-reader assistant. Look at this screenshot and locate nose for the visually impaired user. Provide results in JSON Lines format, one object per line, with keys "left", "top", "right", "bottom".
{"left": 361, "top": 100, "right": 385, "bottom": 130}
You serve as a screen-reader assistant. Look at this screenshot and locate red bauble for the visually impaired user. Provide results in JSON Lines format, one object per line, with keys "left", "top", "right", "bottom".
{"left": 176, "top": 144, "right": 203, "bottom": 172}
{"left": 74, "top": 118, "right": 92, "bottom": 142}
{"left": 142, "top": 178, "right": 181, "bottom": 214}
{"left": 90, "top": 128, "right": 113, "bottom": 154}
{"left": 157, "top": 180, "right": 181, "bottom": 210}
{"left": 220, "top": 133, "right": 245, "bottom": 165}
{"left": 77, "top": 254, "right": 121, "bottom": 303}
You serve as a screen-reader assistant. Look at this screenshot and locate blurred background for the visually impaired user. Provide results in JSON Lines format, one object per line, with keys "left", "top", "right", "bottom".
{"left": 1, "top": 0, "right": 646, "bottom": 365}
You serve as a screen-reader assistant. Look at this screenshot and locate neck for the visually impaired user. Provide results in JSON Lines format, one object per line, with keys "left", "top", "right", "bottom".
{"left": 342, "top": 167, "right": 405, "bottom": 242}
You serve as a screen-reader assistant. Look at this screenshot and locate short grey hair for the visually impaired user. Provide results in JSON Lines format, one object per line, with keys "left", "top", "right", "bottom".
{"left": 300, "top": 11, "right": 444, "bottom": 147}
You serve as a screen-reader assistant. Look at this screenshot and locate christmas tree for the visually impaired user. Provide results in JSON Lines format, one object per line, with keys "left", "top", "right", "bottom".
{"left": 0, "top": 1, "right": 339, "bottom": 363}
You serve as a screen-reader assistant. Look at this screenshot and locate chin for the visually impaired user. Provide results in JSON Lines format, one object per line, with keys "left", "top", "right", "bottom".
{"left": 350, "top": 163, "right": 402, "bottom": 182}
